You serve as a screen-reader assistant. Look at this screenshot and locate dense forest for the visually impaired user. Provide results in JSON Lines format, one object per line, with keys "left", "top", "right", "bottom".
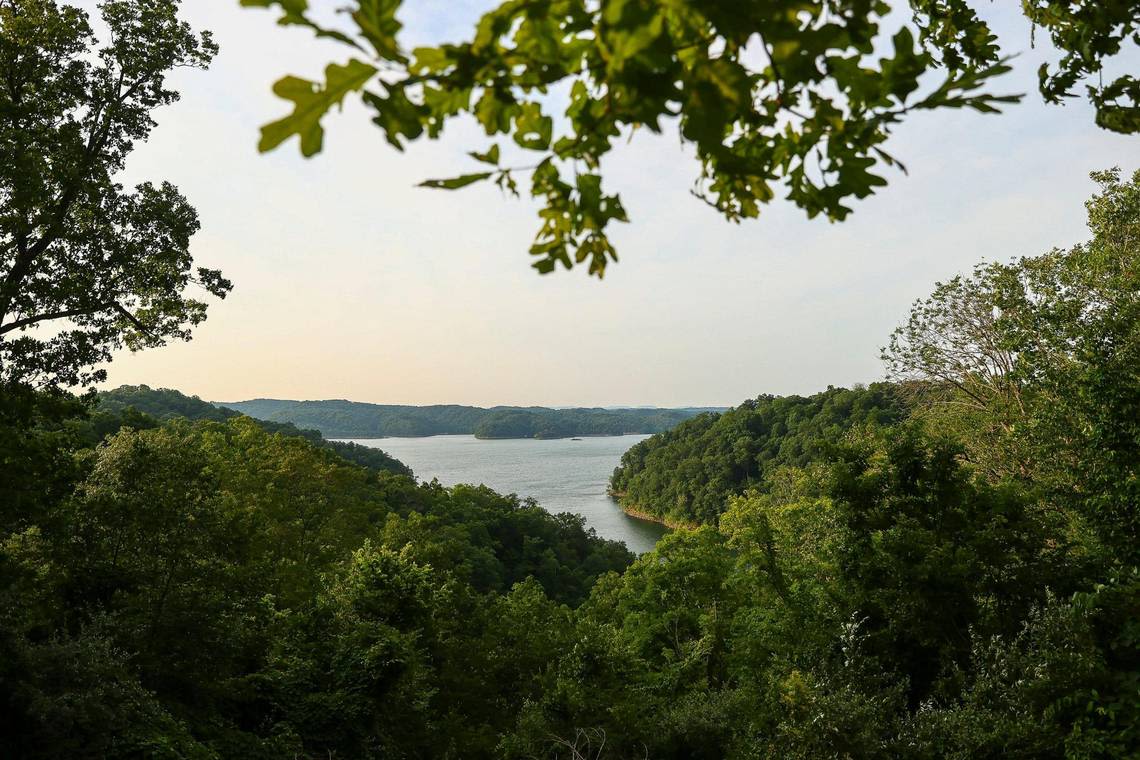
{"left": 217, "top": 397, "right": 717, "bottom": 440}
{"left": 96, "top": 385, "right": 412, "bottom": 476}
{"left": 1, "top": 391, "right": 636, "bottom": 756}
{"left": 610, "top": 384, "right": 908, "bottom": 525}
{"left": 2, "top": 1, "right": 1138, "bottom": 758}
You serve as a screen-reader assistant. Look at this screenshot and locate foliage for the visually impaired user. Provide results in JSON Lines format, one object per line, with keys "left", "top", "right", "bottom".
{"left": 95, "top": 383, "right": 237, "bottom": 423}
{"left": 218, "top": 396, "right": 714, "bottom": 439}
{"left": 817, "top": 429, "right": 1069, "bottom": 706}
{"left": 382, "top": 482, "right": 633, "bottom": 604}
{"left": 903, "top": 568, "right": 1140, "bottom": 758}
{"left": 610, "top": 383, "right": 907, "bottom": 524}
{"left": 472, "top": 407, "right": 706, "bottom": 439}
{"left": 883, "top": 168, "right": 1140, "bottom": 562}
{"left": 93, "top": 384, "right": 412, "bottom": 475}
{"left": 0, "top": 403, "right": 634, "bottom": 757}
{"left": 0, "top": 0, "right": 230, "bottom": 387}
{"left": 2, "top": 169, "right": 1138, "bottom": 757}
{"left": 0, "top": 382, "right": 89, "bottom": 525}
{"left": 1021, "top": 1, "right": 1140, "bottom": 134}
{"left": 504, "top": 424, "right": 1126, "bottom": 759}
{"left": 4, "top": 5, "right": 1139, "bottom": 753}
{"left": 245, "top": 0, "right": 1135, "bottom": 276}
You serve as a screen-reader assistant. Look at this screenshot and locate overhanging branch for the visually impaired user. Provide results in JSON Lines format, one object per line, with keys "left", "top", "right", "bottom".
{"left": 0, "top": 303, "right": 112, "bottom": 335}
{"left": 112, "top": 301, "right": 156, "bottom": 338}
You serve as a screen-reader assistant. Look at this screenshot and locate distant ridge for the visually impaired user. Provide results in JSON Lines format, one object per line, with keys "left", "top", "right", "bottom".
{"left": 96, "top": 386, "right": 411, "bottom": 475}
{"left": 214, "top": 398, "right": 727, "bottom": 440}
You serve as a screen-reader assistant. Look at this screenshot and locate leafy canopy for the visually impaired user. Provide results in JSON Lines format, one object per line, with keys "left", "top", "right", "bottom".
{"left": 883, "top": 168, "right": 1140, "bottom": 561}
{"left": 93, "top": 383, "right": 413, "bottom": 474}
{"left": 610, "top": 384, "right": 907, "bottom": 525}
{"left": 0, "top": 0, "right": 230, "bottom": 387}
{"left": 244, "top": 0, "right": 1136, "bottom": 277}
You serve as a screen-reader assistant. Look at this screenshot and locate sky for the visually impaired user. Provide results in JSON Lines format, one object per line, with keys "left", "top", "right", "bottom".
{"left": 94, "top": 1, "right": 1139, "bottom": 408}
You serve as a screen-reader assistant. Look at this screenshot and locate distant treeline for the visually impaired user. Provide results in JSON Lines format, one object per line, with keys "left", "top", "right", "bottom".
{"left": 216, "top": 397, "right": 723, "bottom": 439}
{"left": 96, "top": 386, "right": 411, "bottom": 476}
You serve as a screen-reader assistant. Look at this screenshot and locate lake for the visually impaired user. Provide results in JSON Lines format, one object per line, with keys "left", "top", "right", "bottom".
{"left": 341, "top": 434, "right": 668, "bottom": 554}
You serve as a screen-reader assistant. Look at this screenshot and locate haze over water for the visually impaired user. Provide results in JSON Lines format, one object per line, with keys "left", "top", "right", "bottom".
{"left": 344, "top": 434, "right": 667, "bottom": 554}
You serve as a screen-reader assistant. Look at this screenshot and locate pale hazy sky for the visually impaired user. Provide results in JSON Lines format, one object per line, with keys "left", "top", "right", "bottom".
{"left": 96, "top": 1, "right": 1138, "bottom": 407}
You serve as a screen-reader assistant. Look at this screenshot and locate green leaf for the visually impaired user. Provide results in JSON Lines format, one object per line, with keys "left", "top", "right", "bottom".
{"left": 352, "top": 0, "right": 404, "bottom": 61}
{"left": 469, "top": 144, "right": 501, "bottom": 165}
{"left": 363, "top": 86, "right": 425, "bottom": 150}
{"left": 423, "top": 85, "right": 471, "bottom": 119}
{"left": 577, "top": 173, "right": 601, "bottom": 213}
{"left": 241, "top": 0, "right": 363, "bottom": 49}
{"left": 259, "top": 59, "right": 378, "bottom": 156}
{"left": 513, "top": 103, "right": 553, "bottom": 150}
{"left": 411, "top": 46, "right": 453, "bottom": 74}
{"left": 419, "top": 172, "right": 493, "bottom": 190}
{"left": 880, "top": 26, "right": 928, "bottom": 104}
{"left": 474, "top": 89, "right": 520, "bottom": 135}
{"left": 601, "top": 0, "right": 664, "bottom": 71}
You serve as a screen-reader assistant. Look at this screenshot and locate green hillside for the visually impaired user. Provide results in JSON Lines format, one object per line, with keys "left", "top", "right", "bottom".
{"left": 217, "top": 398, "right": 716, "bottom": 439}
{"left": 95, "top": 386, "right": 411, "bottom": 476}
{"left": 609, "top": 384, "right": 908, "bottom": 525}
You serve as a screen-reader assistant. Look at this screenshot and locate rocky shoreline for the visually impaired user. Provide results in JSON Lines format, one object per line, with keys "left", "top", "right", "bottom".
{"left": 612, "top": 498, "right": 699, "bottom": 531}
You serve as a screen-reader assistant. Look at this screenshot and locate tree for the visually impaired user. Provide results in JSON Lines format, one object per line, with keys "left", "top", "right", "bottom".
{"left": 904, "top": 567, "right": 1140, "bottom": 757}
{"left": 1019, "top": 0, "right": 1140, "bottom": 134}
{"left": 0, "top": 0, "right": 230, "bottom": 387}
{"left": 880, "top": 259, "right": 1035, "bottom": 483}
{"left": 609, "top": 384, "right": 907, "bottom": 526}
{"left": 260, "top": 542, "right": 444, "bottom": 758}
{"left": 242, "top": 0, "right": 1136, "bottom": 276}
{"left": 883, "top": 168, "right": 1140, "bottom": 559}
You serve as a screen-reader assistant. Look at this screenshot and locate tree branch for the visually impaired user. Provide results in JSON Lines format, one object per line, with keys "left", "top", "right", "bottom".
{"left": 112, "top": 301, "right": 155, "bottom": 338}
{"left": 0, "top": 303, "right": 112, "bottom": 335}
{"left": 0, "top": 67, "right": 138, "bottom": 321}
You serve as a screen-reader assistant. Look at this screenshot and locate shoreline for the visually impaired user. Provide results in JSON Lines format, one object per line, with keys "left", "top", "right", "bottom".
{"left": 613, "top": 499, "right": 700, "bottom": 531}
{"left": 332, "top": 432, "right": 651, "bottom": 442}
{"left": 475, "top": 432, "right": 627, "bottom": 441}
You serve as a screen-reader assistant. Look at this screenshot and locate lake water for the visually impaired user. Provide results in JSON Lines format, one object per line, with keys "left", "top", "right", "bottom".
{"left": 341, "top": 435, "right": 668, "bottom": 554}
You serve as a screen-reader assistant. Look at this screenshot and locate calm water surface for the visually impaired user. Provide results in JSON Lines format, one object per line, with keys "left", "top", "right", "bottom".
{"left": 342, "top": 435, "right": 668, "bottom": 554}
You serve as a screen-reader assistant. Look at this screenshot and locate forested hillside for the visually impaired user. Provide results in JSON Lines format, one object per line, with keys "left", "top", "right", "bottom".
{"left": 610, "top": 384, "right": 908, "bottom": 525}
{"left": 217, "top": 397, "right": 714, "bottom": 439}
{"left": 96, "top": 385, "right": 412, "bottom": 476}
{"left": 1, "top": 400, "right": 635, "bottom": 756}
{"left": 2, "top": 1, "right": 1137, "bottom": 758}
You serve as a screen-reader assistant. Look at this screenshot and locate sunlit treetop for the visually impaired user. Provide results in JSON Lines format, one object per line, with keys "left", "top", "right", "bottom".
{"left": 243, "top": 0, "right": 1139, "bottom": 277}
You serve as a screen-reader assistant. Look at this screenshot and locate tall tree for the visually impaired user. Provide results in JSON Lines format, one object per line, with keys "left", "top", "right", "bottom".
{"left": 883, "top": 168, "right": 1140, "bottom": 560}
{"left": 0, "top": 0, "right": 229, "bottom": 387}
{"left": 242, "top": 0, "right": 1137, "bottom": 277}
